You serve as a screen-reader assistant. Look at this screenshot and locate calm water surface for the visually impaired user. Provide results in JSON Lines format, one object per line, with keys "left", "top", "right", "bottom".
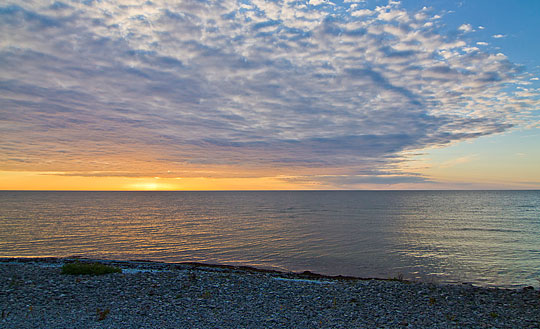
{"left": 1, "top": 191, "right": 539, "bottom": 288}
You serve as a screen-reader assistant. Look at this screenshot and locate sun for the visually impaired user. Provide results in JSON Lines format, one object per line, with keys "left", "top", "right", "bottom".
{"left": 129, "top": 181, "right": 166, "bottom": 191}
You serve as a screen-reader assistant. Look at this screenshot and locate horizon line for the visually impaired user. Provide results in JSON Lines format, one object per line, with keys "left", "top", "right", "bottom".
{"left": 1, "top": 189, "right": 539, "bottom": 192}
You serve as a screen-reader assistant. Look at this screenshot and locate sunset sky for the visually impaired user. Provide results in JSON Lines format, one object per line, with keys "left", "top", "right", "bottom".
{"left": 1, "top": 0, "right": 539, "bottom": 190}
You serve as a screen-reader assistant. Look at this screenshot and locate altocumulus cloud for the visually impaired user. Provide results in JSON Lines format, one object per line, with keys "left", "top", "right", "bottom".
{"left": 0, "top": 0, "right": 539, "bottom": 186}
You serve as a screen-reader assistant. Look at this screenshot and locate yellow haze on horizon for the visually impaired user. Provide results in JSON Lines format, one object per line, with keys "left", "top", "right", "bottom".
{"left": 0, "top": 171, "right": 318, "bottom": 191}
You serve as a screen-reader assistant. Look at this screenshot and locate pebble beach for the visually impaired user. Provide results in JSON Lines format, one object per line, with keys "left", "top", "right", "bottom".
{"left": 1, "top": 258, "right": 539, "bottom": 328}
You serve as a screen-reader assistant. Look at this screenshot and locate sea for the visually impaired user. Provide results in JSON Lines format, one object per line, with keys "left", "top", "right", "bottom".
{"left": 1, "top": 191, "right": 539, "bottom": 288}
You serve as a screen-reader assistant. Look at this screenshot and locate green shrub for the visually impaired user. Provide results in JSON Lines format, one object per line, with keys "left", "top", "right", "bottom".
{"left": 61, "top": 262, "right": 122, "bottom": 275}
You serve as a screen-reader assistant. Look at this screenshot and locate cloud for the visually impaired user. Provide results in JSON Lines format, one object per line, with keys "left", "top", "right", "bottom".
{"left": 492, "top": 34, "right": 506, "bottom": 38}
{"left": 476, "top": 41, "right": 488, "bottom": 46}
{"left": 458, "top": 23, "right": 473, "bottom": 32}
{"left": 283, "top": 174, "right": 430, "bottom": 188}
{"left": 0, "top": 0, "right": 538, "bottom": 186}
{"left": 309, "top": 0, "right": 328, "bottom": 6}
{"left": 351, "top": 9, "right": 373, "bottom": 17}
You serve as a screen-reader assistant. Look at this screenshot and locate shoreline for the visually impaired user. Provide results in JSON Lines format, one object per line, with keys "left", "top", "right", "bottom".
{"left": 1, "top": 257, "right": 539, "bottom": 328}
{"left": 2, "top": 256, "right": 536, "bottom": 289}
{"left": 0, "top": 257, "right": 403, "bottom": 284}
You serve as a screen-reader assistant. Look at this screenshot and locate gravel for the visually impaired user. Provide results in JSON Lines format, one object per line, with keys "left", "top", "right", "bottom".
{"left": 1, "top": 258, "right": 539, "bottom": 328}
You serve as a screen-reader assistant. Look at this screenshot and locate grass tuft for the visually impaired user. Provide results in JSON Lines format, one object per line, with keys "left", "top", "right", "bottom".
{"left": 61, "top": 262, "right": 122, "bottom": 275}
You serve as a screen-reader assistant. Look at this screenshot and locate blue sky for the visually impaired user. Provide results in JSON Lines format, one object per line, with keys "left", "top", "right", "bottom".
{"left": 1, "top": 0, "right": 539, "bottom": 190}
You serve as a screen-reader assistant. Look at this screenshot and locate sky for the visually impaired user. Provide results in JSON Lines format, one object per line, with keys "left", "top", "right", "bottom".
{"left": 1, "top": 0, "right": 539, "bottom": 190}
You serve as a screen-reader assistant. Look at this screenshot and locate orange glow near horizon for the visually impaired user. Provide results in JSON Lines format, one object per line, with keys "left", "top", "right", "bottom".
{"left": 2, "top": 169, "right": 539, "bottom": 191}
{"left": 0, "top": 171, "right": 319, "bottom": 191}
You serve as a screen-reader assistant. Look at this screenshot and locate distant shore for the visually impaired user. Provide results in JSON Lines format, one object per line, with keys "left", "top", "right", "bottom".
{"left": 1, "top": 257, "right": 539, "bottom": 328}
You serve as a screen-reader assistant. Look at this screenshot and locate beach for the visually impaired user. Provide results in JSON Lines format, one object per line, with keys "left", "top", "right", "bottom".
{"left": 1, "top": 258, "right": 539, "bottom": 328}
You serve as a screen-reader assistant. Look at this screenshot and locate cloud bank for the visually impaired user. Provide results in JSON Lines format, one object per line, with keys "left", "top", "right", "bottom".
{"left": 0, "top": 0, "right": 538, "bottom": 187}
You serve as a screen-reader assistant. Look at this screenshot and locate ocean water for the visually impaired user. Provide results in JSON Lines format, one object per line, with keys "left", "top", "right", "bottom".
{"left": 0, "top": 191, "right": 539, "bottom": 288}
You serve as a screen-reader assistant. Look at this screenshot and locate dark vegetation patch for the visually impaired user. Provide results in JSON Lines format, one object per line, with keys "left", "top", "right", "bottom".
{"left": 61, "top": 262, "right": 121, "bottom": 275}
